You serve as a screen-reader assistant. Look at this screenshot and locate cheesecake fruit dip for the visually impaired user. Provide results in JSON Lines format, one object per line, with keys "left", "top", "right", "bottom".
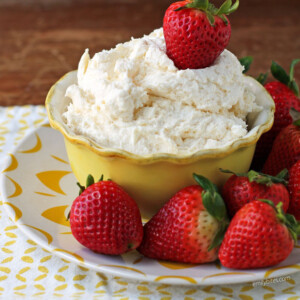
{"left": 63, "top": 29, "right": 260, "bottom": 157}
{"left": 46, "top": 3, "right": 274, "bottom": 219}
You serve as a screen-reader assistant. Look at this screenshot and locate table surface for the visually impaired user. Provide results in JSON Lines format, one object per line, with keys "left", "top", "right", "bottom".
{"left": 0, "top": 0, "right": 299, "bottom": 106}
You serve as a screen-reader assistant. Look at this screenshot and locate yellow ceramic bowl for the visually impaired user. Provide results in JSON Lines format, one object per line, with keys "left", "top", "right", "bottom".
{"left": 46, "top": 71, "right": 274, "bottom": 219}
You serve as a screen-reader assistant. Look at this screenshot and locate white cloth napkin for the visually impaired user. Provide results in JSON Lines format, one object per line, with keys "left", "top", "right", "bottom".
{"left": 0, "top": 105, "right": 299, "bottom": 299}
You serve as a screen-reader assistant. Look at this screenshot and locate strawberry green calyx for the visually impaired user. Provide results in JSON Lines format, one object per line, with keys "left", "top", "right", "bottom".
{"left": 290, "top": 108, "right": 300, "bottom": 127}
{"left": 220, "top": 168, "right": 288, "bottom": 186}
{"left": 127, "top": 243, "right": 134, "bottom": 250}
{"left": 260, "top": 200, "right": 300, "bottom": 243}
{"left": 271, "top": 59, "right": 300, "bottom": 97}
{"left": 256, "top": 72, "right": 268, "bottom": 85}
{"left": 237, "top": 56, "right": 269, "bottom": 83}
{"left": 193, "top": 173, "right": 229, "bottom": 250}
{"left": 68, "top": 174, "right": 106, "bottom": 220}
{"left": 239, "top": 56, "right": 253, "bottom": 74}
{"left": 76, "top": 174, "right": 105, "bottom": 195}
{"left": 175, "top": 0, "right": 239, "bottom": 26}
{"left": 77, "top": 174, "right": 94, "bottom": 195}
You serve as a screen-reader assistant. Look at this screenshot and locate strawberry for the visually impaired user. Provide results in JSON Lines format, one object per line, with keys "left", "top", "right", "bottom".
{"left": 221, "top": 169, "right": 289, "bottom": 217}
{"left": 219, "top": 200, "right": 300, "bottom": 269}
{"left": 138, "top": 174, "right": 229, "bottom": 264}
{"left": 163, "top": 0, "right": 239, "bottom": 70}
{"left": 69, "top": 175, "right": 143, "bottom": 255}
{"left": 251, "top": 59, "right": 300, "bottom": 171}
{"left": 263, "top": 109, "right": 300, "bottom": 176}
{"left": 287, "top": 160, "right": 300, "bottom": 221}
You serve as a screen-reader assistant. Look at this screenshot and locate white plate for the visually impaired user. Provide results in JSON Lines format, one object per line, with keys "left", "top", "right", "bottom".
{"left": 2, "top": 125, "right": 300, "bottom": 285}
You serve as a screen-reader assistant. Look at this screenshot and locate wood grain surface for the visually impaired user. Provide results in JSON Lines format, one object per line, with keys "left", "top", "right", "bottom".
{"left": 0, "top": 0, "right": 299, "bottom": 106}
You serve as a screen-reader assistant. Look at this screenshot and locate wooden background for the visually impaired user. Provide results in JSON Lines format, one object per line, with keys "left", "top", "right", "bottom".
{"left": 0, "top": 0, "right": 299, "bottom": 106}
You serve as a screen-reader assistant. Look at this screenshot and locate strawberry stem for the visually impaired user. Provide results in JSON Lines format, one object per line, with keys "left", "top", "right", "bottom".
{"left": 275, "top": 169, "right": 289, "bottom": 180}
{"left": 239, "top": 56, "right": 253, "bottom": 74}
{"left": 208, "top": 220, "right": 228, "bottom": 251}
{"left": 77, "top": 182, "right": 85, "bottom": 195}
{"left": 297, "top": 224, "right": 300, "bottom": 236}
{"left": 193, "top": 173, "right": 229, "bottom": 250}
{"left": 271, "top": 59, "right": 300, "bottom": 97}
{"left": 259, "top": 199, "right": 276, "bottom": 207}
{"left": 127, "top": 243, "right": 134, "bottom": 250}
{"left": 289, "top": 59, "right": 300, "bottom": 97}
{"left": 256, "top": 72, "right": 268, "bottom": 85}
{"left": 220, "top": 168, "right": 288, "bottom": 186}
{"left": 260, "top": 200, "right": 300, "bottom": 243}
{"left": 76, "top": 174, "right": 106, "bottom": 195}
{"left": 217, "top": 0, "right": 238, "bottom": 15}
{"left": 86, "top": 174, "right": 95, "bottom": 188}
{"left": 175, "top": 0, "right": 239, "bottom": 26}
{"left": 290, "top": 108, "right": 300, "bottom": 126}
{"left": 66, "top": 210, "right": 71, "bottom": 221}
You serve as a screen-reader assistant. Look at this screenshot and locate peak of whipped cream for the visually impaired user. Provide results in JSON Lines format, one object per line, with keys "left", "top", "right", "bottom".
{"left": 63, "top": 28, "right": 260, "bottom": 155}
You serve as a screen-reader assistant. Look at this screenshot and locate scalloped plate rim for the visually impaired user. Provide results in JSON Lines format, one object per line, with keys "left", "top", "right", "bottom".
{"left": 1, "top": 126, "right": 300, "bottom": 286}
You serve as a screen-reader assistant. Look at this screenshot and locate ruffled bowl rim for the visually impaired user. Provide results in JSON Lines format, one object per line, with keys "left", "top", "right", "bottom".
{"left": 45, "top": 70, "right": 275, "bottom": 165}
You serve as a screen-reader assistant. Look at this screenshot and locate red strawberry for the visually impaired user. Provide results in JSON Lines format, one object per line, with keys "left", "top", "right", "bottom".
{"left": 69, "top": 175, "right": 143, "bottom": 255}
{"left": 288, "top": 160, "right": 300, "bottom": 221}
{"left": 251, "top": 59, "right": 300, "bottom": 171}
{"left": 219, "top": 200, "right": 299, "bottom": 269}
{"left": 221, "top": 169, "right": 289, "bottom": 217}
{"left": 138, "top": 174, "right": 229, "bottom": 264}
{"left": 263, "top": 110, "right": 300, "bottom": 176}
{"left": 163, "top": 0, "right": 239, "bottom": 70}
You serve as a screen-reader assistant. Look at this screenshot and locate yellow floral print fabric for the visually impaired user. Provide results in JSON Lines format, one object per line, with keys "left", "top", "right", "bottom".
{"left": 0, "top": 105, "right": 299, "bottom": 299}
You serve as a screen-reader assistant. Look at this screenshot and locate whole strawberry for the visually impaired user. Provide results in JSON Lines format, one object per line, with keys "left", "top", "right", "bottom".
{"left": 219, "top": 200, "right": 299, "bottom": 269}
{"left": 138, "top": 174, "right": 229, "bottom": 264}
{"left": 69, "top": 175, "right": 143, "bottom": 255}
{"left": 288, "top": 160, "right": 300, "bottom": 221}
{"left": 263, "top": 110, "right": 300, "bottom": 175}
{"left": 251, "top": 59, "right": 300, "bottom": 170}
{"left": 163, "top": 0, "right": 239, "bottom": 69}
{"left": 221, "top": 169, "right": 289, "bottom": 217}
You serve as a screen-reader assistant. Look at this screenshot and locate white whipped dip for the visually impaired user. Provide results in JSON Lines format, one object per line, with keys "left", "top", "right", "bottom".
{"left": 63, "top": 28, "right": 260, "bottom": 155}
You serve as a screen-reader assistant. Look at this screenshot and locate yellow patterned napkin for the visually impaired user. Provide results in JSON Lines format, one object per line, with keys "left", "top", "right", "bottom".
{"left": 0, "top": 105, "right": 299, "bottom": 300}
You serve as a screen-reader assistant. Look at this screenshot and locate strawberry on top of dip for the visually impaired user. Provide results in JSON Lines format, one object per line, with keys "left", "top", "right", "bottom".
{"left": 63, "top": 28, "right": 260, "bottom": 156}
